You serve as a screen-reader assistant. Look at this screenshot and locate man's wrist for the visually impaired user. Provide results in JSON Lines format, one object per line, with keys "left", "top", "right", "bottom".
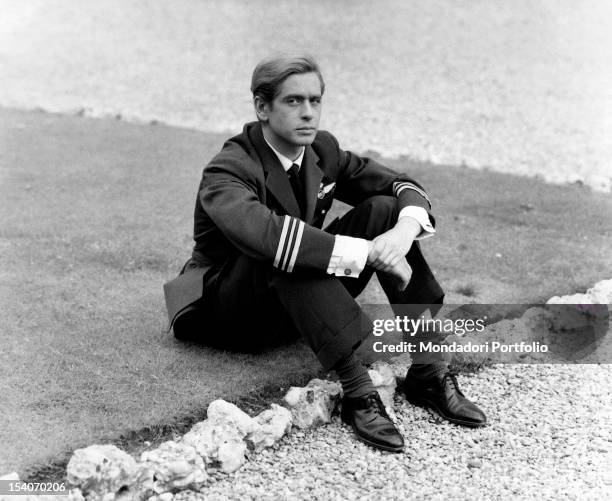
{"left": 393, "top": 216, "right": 421, "bottom": 241}
{"left": 398, "top": 206, "right": 435, "bottom": 241}
{"left": 366, "top": 240, "right": 374, "bottom": 264}
{"left": 327, "top": 235, "right": 369, "bottom": 277}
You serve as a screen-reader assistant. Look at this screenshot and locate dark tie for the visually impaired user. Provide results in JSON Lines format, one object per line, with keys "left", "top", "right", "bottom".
{"left": 287, "top": 163, "right": 306, "bottom": 216}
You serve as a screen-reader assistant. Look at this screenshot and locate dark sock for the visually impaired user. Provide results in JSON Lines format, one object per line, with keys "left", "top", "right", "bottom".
{"left": 333, "top": 352, "right": 376, "bottom": 398}
{"left": 408, "top": 362, "right": 448, "bottom": 380}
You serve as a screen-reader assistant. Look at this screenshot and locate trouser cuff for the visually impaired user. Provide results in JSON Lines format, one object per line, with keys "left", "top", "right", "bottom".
{"left": 315, "top": 314, "right": 371, "bottom": 371}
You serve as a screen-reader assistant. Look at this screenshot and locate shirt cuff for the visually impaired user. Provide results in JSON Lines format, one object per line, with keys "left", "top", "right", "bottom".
{"left": 327, "top": 235, "right": 369, "bottom": 278}
{"left": 398, "top": 206, "right": 436, "bottom": 241}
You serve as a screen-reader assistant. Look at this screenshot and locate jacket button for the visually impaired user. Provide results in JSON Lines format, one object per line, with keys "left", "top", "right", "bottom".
{"left": 344, "top": 269, "right": 351, "bottom": 276}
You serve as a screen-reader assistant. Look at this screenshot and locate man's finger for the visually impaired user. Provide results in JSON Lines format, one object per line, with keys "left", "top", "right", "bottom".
{"left": 395, "top": 266, "right": 411, "bottom": 290}
{"left": 376, "top": 248, "right": 394, "bottom": 267}
{"left": 389, "top": 254, "right": 405, "bottom": 267}
{"left": 378, "top": 252, "right": 407, "bottom": 272}
{"left": 387, "top": 261, "right": 410, "bottom": 281}
{"left": 369, "top": 240, "right": 388, "bottom": 268}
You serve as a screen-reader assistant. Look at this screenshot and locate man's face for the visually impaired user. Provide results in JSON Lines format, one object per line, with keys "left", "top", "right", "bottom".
{"left": 256, "top": 72, "right": 322, "bottom": 155}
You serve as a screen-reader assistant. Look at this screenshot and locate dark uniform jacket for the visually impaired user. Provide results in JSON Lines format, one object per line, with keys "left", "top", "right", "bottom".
{"left": 164, "top": 121, "right": 437, "bottom": 328}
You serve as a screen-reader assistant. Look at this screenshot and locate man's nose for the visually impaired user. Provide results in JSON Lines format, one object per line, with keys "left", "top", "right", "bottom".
{"left": 301, "top": 101, "right": 314, "bottom": 119}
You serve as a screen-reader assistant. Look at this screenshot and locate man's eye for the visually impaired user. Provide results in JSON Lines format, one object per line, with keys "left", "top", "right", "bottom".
{"left": 286, "top": 98, "right": 300, "bottom": 105}
{"left": 311, "top": 98, "right": 321, "bottom": 105}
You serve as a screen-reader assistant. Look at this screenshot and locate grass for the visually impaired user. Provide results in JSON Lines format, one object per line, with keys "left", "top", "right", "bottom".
{"left": 455, "top": 284, "right": 477, "bottom": 298}
{"left": 1, "top": 107, "right": 611, "bottom": 479}
{"left": 0, "top": 108, "right": 323, "bottom": 478}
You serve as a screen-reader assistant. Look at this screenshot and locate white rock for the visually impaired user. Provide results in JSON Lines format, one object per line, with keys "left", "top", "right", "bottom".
{"left": 545, "top": 280, "right": 612, "bottom": 337}
{"left": 247, "top": 404, "right": 293, "bottom": 452}
{"left": 283, "top": 379, "right": 343, "bottom": 429}
{"left": 388, "top": 353, "right": 412, "bottom": 381}
{"left": 542, "top": 305, "right": 599, "bottom": 333}
{"left": 283, "top": 387, "right": 302, "bottom": 407}
{"left": 182, "top": 420, "right": 246, "bottom": 473}
{"left": 206, "top": 399, "right": 258, "bottom": 437}
{"left": 140, "top": 440, "right": 207, "bottom": 493}
{"left": 547, "top": 292, "right": 591, "bottom": 305}
{"left": 368, "top": 361, "right": 397, "bottom": 410}
{"left": 547, "top": 279, "right": 612, "bottom": 305}
{"left": 66, "top": 444, "right": 141, "bottom": 500}
{"left": 147, "top": 494, "right": 174, "bottom": 501}
{"left": 306, "top": 378, "right": 343, "bottom": 398}
{"left": 67, "top": 489, "right": 86, "bottom": 501}
{"left": 216, "top": 441, "right": 248, "bottom": 473}
{"left": 587, "top": 279, "right": 612, "bottom": 304}
{"left": 0, "top": 472, "right": 19, "bottom": 481}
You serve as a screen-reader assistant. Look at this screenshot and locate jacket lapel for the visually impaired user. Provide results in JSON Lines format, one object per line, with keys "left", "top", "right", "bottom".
{"left": 302, "top": 146, "right": 324, "bottom": 223}
{"left": 248, "top": 123, "right": 301, "bottom": 218}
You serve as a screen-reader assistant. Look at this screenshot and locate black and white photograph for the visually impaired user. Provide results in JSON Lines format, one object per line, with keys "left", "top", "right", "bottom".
{"left": 1, "top": 1, "right": 611, "bottom": 500}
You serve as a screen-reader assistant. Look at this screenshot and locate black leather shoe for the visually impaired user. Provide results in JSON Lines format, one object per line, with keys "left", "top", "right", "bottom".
{"left": 403, "top": 370, "right": 487, "bottom": 427}
{"left": 340, "top": 392, "right": 404, "bottom": 452}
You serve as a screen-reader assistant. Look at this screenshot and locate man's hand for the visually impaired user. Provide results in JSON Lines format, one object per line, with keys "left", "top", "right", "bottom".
{"left": 367, "top": 217, "right": 421, "bottom": 290}
{"left": 367, "top": 217, "right": 420, "bottom": 270}
{"left": 386, "top": 259, "right": 413, "bottom": 291}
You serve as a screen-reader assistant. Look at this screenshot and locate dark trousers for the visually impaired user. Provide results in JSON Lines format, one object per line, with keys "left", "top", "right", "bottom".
{"left": 174, "top": 196, "right": 444, "bottom": 371}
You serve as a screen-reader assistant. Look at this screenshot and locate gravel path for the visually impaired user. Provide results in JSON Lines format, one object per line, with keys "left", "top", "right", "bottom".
{"left": 1, "top": 0, "right": 611, "bottom": 190}
{"left": 169, "top": 364, "right": 612, "bottom": 500}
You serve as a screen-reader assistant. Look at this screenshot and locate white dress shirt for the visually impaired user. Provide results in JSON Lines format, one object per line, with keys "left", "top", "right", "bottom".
{"left": 264, "top": 139, "right": 435, "bottom": 278}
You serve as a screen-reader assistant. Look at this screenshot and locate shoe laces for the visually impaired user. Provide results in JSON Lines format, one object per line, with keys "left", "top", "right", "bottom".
{"left": 443, "top": 371, "right": 465, "bottom": 397}
{"left": 366, "top": 392, "right": 390, "bottom": 419}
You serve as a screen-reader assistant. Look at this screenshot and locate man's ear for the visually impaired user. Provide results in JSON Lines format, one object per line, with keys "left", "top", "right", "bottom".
{"left": 253, "top": 96, "right": 269, "bottom": 122}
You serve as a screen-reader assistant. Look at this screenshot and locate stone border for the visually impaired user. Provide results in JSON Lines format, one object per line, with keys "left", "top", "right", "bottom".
{"left": 2, "top": 279, "right": 610, "bottom": 500}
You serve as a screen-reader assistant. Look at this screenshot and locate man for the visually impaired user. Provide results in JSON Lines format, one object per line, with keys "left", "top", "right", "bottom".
{"left": 164, "top": 54, "right": 486, "bottom": 453}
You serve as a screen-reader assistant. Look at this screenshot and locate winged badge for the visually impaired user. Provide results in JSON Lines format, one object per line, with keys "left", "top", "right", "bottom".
{"left": 317, "top": 182, "right": 336, "bottom": 199}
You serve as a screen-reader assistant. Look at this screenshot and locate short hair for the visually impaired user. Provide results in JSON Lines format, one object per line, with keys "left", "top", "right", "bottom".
{"left": 251, "top": 54, "right": 325, "bottom": 103}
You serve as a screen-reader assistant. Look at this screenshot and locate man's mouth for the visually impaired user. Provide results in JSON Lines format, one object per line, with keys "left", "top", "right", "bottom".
{"left": 296, "top": 127, "right": 316, "bottom": 132}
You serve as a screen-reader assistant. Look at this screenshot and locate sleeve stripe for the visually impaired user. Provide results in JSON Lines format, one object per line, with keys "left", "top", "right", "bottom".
{"left": 273, "top": 216, "right": 292, "bottom": 268}
{"left": 280, "top": 218, "right": 299, "bottom": 271}
{"left": 393, "top": 182, "right": 430, "bottom": 204}
{"left": 286, "top": 221, "right": 304, "bottom": 273}
{"left": 278, "top": 216, "right": 295, "bottom": 271}
{"left": 394, "top": 181, "right": 427, "bottom": 198}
